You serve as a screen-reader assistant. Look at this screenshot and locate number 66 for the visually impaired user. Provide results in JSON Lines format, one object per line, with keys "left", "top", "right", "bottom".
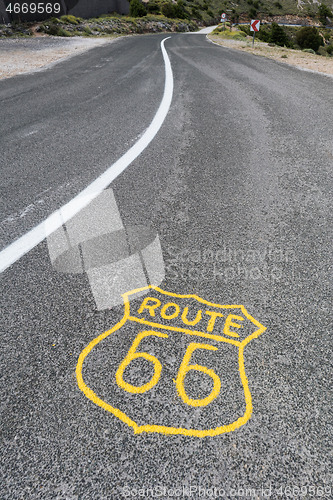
{"left": 116, "top": 331, "right": 221, "bottom": 407}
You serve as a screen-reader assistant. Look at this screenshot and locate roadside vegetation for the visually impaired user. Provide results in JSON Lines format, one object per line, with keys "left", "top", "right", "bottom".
{"left": 212, "top": 23, "right": 333, "bottom": 57}
{"left": 0, "top": 13, "right": 199, "bottom": 38}
{"left": 37, "top": 13, "right": 199, "bottom": 37}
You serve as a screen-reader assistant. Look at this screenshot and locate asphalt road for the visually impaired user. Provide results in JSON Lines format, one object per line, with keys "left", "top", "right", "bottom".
{"left": 1, "top": 33, "right": 332, "bottom": 499}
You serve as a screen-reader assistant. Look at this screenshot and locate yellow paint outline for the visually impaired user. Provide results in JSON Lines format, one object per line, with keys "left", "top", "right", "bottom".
{"left": 76, "top": 285, "right": 266, "bottom": 438}
{"left": 175, "top": 342, "right": 221, "bottom": 407}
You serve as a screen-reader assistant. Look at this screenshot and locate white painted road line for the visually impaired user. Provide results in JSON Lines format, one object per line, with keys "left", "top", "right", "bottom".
{"left": 0, "top": 37, "right": 174, "bottom": 273}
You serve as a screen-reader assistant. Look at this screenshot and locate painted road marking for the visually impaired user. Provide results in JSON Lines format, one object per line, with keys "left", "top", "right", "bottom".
{"left": 76, "top": 286, "right": 266, "bottom": 438}
{"left": 0, "top": 37, "right": 174, "bottom": 273}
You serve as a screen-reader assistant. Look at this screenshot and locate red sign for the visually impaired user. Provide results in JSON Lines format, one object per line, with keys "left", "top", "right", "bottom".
{"left": 221, "top": 13, "right": 226, "bottom": 20}
{"left": 250, "top": 20, "right": 260, "bottom": 32}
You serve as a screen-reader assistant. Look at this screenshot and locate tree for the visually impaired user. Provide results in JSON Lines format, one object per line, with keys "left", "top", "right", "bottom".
{"left": 161, "top": 1, "right": 177, "bottom": 18}
{"left": 318, "top": 3, "right": 332, "bottom": 25}
{"left": 270, "top": 23, "right": 290, "bottom": 47}
{"left": 296, "top": 27, "right": 324, "bottom": 52}
{"left": 147, "top": 1, "right": 160, "bottom": 14}
{"left": 174, "top": 0, "right": 187, "bottom": 19}
{"left": 129, "top": 0, "right": 147, "bottom": 17}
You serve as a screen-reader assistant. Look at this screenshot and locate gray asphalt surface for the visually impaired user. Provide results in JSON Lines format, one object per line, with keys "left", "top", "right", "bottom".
{"left": 1, "top": 33, "right": 332, "bottom": 499}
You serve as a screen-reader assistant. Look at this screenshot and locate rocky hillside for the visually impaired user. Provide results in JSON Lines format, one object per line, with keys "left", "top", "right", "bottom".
{"left": 191, "top": 0, "right": 333, "bottom": 24}
{"left": 137, "top": 0, "right": 333, "bottom": 25}
{"left": 0, "top": 14, "right": 199, "bottom": 38}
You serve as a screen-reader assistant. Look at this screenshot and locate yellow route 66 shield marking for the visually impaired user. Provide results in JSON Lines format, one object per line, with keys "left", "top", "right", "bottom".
{"left": 76, "top": 286, "right": 266, "bottom": 437}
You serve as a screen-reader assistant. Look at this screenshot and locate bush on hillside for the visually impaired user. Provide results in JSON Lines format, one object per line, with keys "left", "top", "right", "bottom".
{"left": 296, "top": 27, "right": 324, "bottom": 52}
{"left": 146, "top": 1, "right": 160, "bottom": 14}
{"left": 318, "top": 3, "right": 333, "bottom": 25}
{"left": 191, "top": 6, "right": 202, "bottom": 20}
{"left": 302, "top": 48, "right": 316, "bottom": 54}
{"left": 59, "top": 15, "right": 81, "bottom": 24}
{"left": 270, "top": 22, "right": 291, "bottom": 47}
{"left": 256, "top": 24, "right": 272, "bottom": 42}
{"left": 160, "top": 0, "right": 187, "bottom": 19}
{"left": 240, "top": 23, "right": 292, "bottom": 47}
{"left": 43, "top": 23, "right": 72, "bottom": 36}
{"left": 239, "top": 24, "right": 251, "bottom": 35}
{"left": 129, "top": 0, "right": 147, "bottom": 17}
{"left": 161, "top": 2, "right": 176, "bottom": 18}
{"left": 175, "top": 0, "right": 187, "bottom": 19}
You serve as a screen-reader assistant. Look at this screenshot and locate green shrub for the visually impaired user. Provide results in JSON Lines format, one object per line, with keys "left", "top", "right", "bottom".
{"left": 212, "top": 29, "right": 246, "bottom": 39}
{"left": 59, "top": 15, "right": 80, "bottom": 25}
{"left": 234, "top": 34, "right": 246, "bottom": 40}
{"left": 161, "top": 2, "right": 177, "bottom": 18}
{"left": 255, "top": 23, "right": 292, "bottom": 47}
{"left": 317, "top": 46, "right": 328, "bottom": 56}
{"left": 41, "top": 23, "right": 72, "bottom": 36}
{"left": 296, "top": 27, "right": 324, "bottom": 52}
{"left": 318, "top": 3, "right": 333, "bottom": 25}
{"left": 190, "top": 6, "right": 202, "bottom": 20}
{"left": 270, "top": 22, "right": 291, "bottom": 47}
{"left": 129, "top": 0, "right": 147, "bottom": 17}
{"left": 174, "top": 0, "right": 187, "bottom": 19}
{"left": 257, "top": 24, "right": 272, "bottom": 42}
{"left": 302, "top": 48, "right": 316, "bottom": 54}
{"left": 159, "top": 0, "right": 187, "bottom": 19}
{"left": 305, "top": 6, "right": 316, "bottom": 18}
{"left": 56, "top": 26, "right": 72, "bottom": 36}
{"left": 58, "top": 27, "right": 72, "bottom": 36}
{"left": 239, "top": 24, "right": 251, "bottom": 36}
{"left": 147, "top": 2, "right": 160, "bottom": 14}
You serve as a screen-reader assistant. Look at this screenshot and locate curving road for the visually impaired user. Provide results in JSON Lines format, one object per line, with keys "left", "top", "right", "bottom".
{"left": 1, "top": 33, "right": 332, "bottom": 498}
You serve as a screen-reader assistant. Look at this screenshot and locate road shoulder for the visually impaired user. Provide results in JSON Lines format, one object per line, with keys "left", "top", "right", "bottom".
{"left": 0, "top": 36, "right": 119, "bottom": 80}
{"left": 207, "top": 34, "right": 333, "bottom": 77}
